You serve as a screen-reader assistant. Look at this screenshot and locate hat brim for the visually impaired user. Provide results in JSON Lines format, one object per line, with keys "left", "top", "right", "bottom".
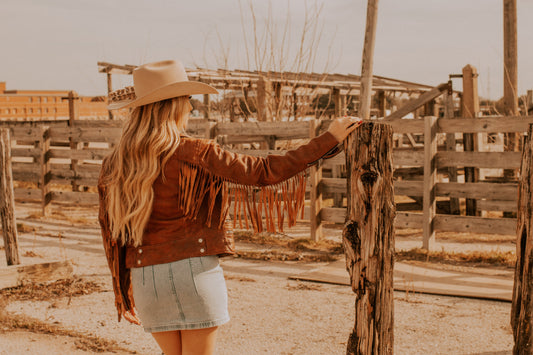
{"left": 108, "top": 81, "right": 218, "bottom": 110}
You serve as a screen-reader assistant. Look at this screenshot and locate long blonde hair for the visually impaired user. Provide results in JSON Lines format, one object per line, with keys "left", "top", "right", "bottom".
{"left": 104, "top": 96, "right": 190, "bottom": 246}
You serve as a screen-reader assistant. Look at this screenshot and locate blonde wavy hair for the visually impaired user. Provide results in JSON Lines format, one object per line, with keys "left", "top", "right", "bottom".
{"left": 104, "top": 96, "right": 190, "bottom": 246}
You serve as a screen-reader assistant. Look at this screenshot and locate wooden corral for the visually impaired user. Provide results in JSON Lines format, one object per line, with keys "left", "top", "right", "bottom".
{"left": 98, "top": 61, "right": 437, "bottom": 122}
{"left": 1, "top": 109, "right": 531, "bottom": 250}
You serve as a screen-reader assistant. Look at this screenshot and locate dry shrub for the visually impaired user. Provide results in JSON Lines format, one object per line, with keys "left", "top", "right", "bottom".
{"left": 396, "top": 248, "right": 516, "bottom": 268}
{"left": 17, "top": 223, "right": 36, "bottom": 233}
{"left": 22, "top": 250, "right": 41, "bottom": 258}
{"left": 234, "top": 231, "right": 343, "bottom": 254}
{"left": 0, "top": 278, "right": 102, "bottom": 302}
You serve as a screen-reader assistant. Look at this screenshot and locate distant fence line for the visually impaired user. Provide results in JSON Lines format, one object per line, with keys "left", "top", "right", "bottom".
{"left": 2, "top": 115, "right": 532, "bottom": 249}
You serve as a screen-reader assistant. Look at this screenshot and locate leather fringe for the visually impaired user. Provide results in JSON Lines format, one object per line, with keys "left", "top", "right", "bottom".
{"left": 176, "top": 161, "right": 306, "bottom": 233}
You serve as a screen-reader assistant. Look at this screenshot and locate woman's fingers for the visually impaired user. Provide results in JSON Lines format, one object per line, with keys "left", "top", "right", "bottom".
{"left": 327, "top": 116, "right": 363, "bottom": 142}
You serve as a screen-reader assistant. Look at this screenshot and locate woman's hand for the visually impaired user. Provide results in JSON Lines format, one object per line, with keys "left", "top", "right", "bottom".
{"left": 327, "top": 116, "right": 363, "bottom": 142}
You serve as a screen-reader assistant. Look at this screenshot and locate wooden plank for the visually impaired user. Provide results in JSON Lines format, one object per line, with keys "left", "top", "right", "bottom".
{"left": 438, "top": 116, "right": 533, "bottom": 134}
{"left": 50, "top": 190, "right": 99, "bottom": 205}
{"left": 48, "top": 127, "right": 122, "bottom": 142}
{"left": 358, "top": 0, "right": 379, "bottom": 121}
{"left": 476, "top": 200, "right": 517, "bottom": 212}
{"left": 319, "top": 178, "right": 346, "bottom": 194}
{"left": 216, "top": 121, "right": 310, "bottom": 139}
{"left": 0, "top": 260, "right": 73, "bottom": 290}
{"left": 12, "top": 171, "right": 40, "bottom": 182}
{"left": 72, "top": 120, "right": 123, "bottom": 128}
{"left": 309, "top": 120, "right": 323, "bottom": 241}
{"left": 48, "top": 148, "right": 112, "bottom": 161}
{"left": 11, "top": 147, "right": 41, "bottom": 159}
{"left": 436, "top": 182, "right": 517, "bottom": 201}
{"left": 423, "top": 116, "right": 438, "bottom": 249}
{"left": 49, "top": 166, "right": 101, "bottom": 180}
{"left": 394, "top": 212, "right": 423, "bottom": 229}
{"left": 0, "top": 129, "right": 20, "bottom": 265}
{"left": 320, "top": 207, "right": 346, "bottom": 224}
{"left": 393, "top": 150, "right": 424, "bottom": 166}
{"left": 437, "top": 151, "right": 521, "bottom": 169}
{"left": 394, "top": 180, "right": 423, "bottom": 196}
{"left": 434, "top": 215, "right": 515, "bottom": 235}
{"left": 14, "top": 188, "right": 41, "bottom": 201}
{"left": 384, "top": 83, "right": 448, "bottom": 120}
{"left": 11, "top": 127, "right": 43, "bottom": 141}
{"left": 49, "top": 176, "right": 98, "bottom": 186}
{"left": 381, "top": 119, "right": 425, "bottom": 134}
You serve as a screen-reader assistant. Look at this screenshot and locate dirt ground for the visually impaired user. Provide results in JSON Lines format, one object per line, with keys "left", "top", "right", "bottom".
{"left": 0, "top": 202, "right": 516, "bottom": 354}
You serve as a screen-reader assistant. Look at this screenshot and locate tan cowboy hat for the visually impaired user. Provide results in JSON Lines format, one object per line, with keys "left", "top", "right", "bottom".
{"left": 107, "top": 60, "right": 218, "bottom": 110}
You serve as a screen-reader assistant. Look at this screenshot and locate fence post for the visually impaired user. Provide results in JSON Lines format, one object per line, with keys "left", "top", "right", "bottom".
{"left": 40, "top": 126, "right": 51, "bottom": 216}
{"left": 512, "top": 123, "right": 533, "bottom": 354}
{"left": 309, "top": 119, "right": 323, "bottom": 242}
{"left": 343, "top": 122, "right": 394, "bottom": 354}
{"left": 444, "top": 86, "right": 460, "bottom": 215}
{"left": 67, "top": 91, "right": 81, "bottom": 192}
{"left": 423, "top": 116, "right": 438, "bottom": 250}
{"left": 462, "top": 65, "right": 480, "bottom": 216}
{"left": 0, "top": 128, "right": 20, "bottom": 266}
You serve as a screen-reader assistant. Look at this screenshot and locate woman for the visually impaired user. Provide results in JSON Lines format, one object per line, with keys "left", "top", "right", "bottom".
{"left": 98, "top": 60, "right": 361, "bottom": 355}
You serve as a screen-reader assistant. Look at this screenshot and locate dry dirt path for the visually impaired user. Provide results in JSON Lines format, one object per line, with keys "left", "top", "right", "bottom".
{"left": 0, "top": 203, "right": 516, "bottom": 354}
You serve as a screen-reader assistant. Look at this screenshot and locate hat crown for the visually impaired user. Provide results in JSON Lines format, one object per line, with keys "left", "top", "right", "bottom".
{"left": 133, "top": 60, "right": 189, "bottom": 98}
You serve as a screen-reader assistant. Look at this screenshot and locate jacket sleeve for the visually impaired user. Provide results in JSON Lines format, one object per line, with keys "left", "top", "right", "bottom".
{"left": 193, "top": 131, "right": 339, "bottom": 186}
{"left": 98, "top": 172, "right": 140, "bottom": 325}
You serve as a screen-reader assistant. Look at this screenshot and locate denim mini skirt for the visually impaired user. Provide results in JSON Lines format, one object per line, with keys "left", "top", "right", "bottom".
{"left": 130, "top": 255, "right": 230, "bottom": 333}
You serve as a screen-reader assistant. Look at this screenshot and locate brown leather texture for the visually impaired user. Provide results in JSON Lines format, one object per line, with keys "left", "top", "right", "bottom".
{"left": 98, "top": 131, "right": 338, "bottom": 323}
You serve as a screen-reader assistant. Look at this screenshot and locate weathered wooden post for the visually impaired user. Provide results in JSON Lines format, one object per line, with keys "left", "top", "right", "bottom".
{"left": 462, "top": 65, "right": 480, "bottom": 216}
{"left": 67, "top": 91, "right": 81, "bottom": 192}
{"left": 309, "top": 119, "right": 323, "bottom": 242}
{"left": 359, "top": 0, "right": 379, "bottom": 121}
{"left": 512, "top": 123, "right": 533, "bottom": 354}
{"left": 343, "top": 121, "right": 395, "bottom": 354}
{"left": 0, "top": 128, "right": 20, "bottom": 266}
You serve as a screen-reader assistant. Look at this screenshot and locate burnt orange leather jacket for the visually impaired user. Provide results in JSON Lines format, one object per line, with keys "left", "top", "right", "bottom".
{"left": 98, "top": 132, "right": 339, "bottom": 323}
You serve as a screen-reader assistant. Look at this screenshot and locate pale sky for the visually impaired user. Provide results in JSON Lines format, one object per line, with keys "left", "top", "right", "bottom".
{"left": 1, "top": 0, "right": 532, "bottom": 100}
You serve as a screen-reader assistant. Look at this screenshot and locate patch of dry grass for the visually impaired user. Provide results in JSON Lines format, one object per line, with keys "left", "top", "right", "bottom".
{"left": 0, "top": 309, "right": 133, "bottom": 353}
{"left": 17, "top": 223, "right": 36, "bottom": 233}
{"left": 0, "top": 278, "right": 102, "bottom": 302}
{"left": 0, "top": 278, "right": 133, "bottom": 353}
{"left": 396, "top": 248, "right": 516, "bottom": 268}
{"left": 234, "top": 231, "right": 343, "bottom": 254}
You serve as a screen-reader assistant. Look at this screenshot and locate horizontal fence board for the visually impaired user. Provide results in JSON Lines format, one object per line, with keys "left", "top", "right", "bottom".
{"left": 437, "top": 151, "right": 522, "bottom": 169}
{"left": 394, "top": 180, "right": 423, "bottom": 196}
{"left": 320, "top": 178, "right": 346, "bottom": 194}
{"left": 12, "top": 162, "right": 40, "bottom": 173}
{"left": 383, "top": 118, "right": 424, "bottom": 134}
{"left": 320, "top": 207, "right": 346, "bottom": 224}
{"left": 48, "top": 148, "right": 112, "bottom": 160}
{"left": 216, "top": 121, "right": 310, "bottom": 139}
{"left": 436, "top": 182, "right": 517, "bottom": 201}
{"left": 48, "top": 127, "right": 122, "bottom": 142}
{"left": 49, "top": 176, "right": 98, "bottom": 186}
{"left": 11, "top": 147, "right": 41, "bottom": 159}
{"left": 14, "top": 188, "right": 41, "bottom": 200}
{"left": 72, "top": 120, "right": 122, "bottom": 128}
{"left": 13, "top": 171, "right": 40, "bottom": 181}
{"left": 477, "top": 200, "right": 517, "bottom": 212}
{"left": 11, "top": 127, "right": 44, "bottom": 141}
{"left": 393, "top": 150, "right": 424, "bottom": 166}
{"left": 438, "top": 115, "right": 533, "bottom": 134}
{"left": 434, "top": 214, "right": 516, "bottom": 235}
{"left": 394, "top": 212, "right": 423, "bottom": 229}
{"left": 50, "top": 191, "right": 99, "bottom": 205}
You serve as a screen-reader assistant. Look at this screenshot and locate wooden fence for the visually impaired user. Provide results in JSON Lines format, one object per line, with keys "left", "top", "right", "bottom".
{"left": 2, "top": 115, "right": 532, "bottom": 249}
